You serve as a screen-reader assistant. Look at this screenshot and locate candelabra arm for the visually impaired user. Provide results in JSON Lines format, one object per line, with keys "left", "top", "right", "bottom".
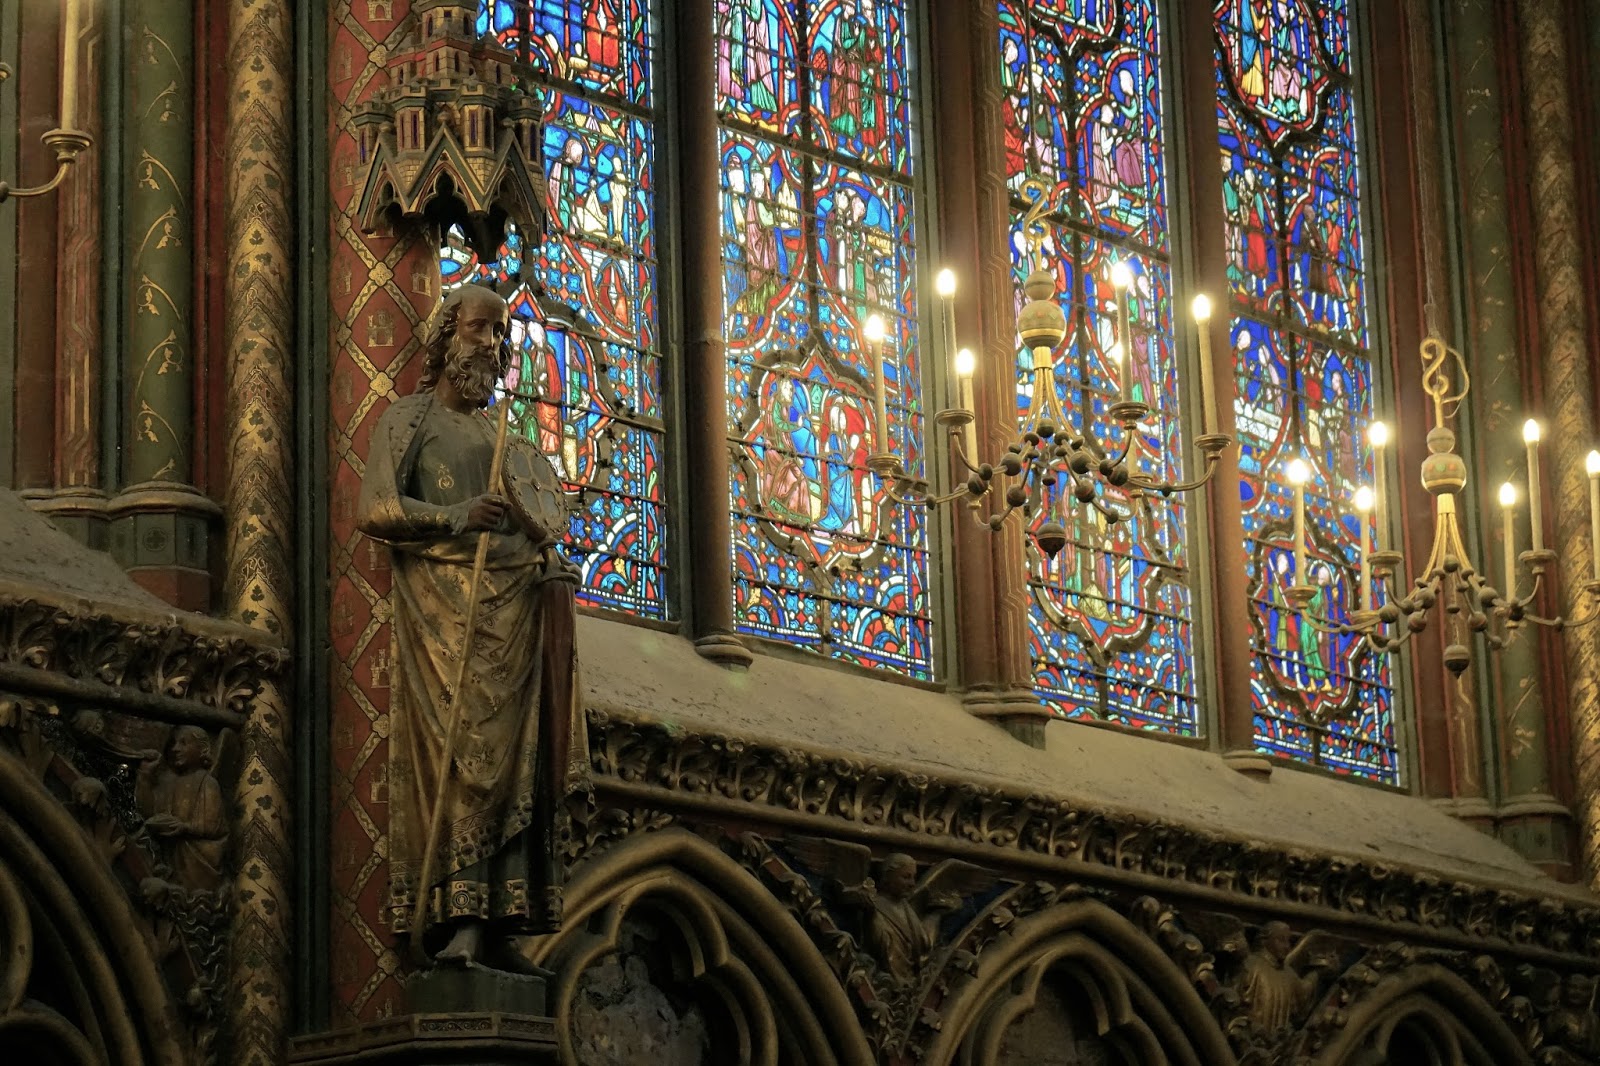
{"left": 0, "top": 128, "right": 92, "bottom": 202}
{"left": 1138, "top": 433, "right": 1231, "bottom": 496}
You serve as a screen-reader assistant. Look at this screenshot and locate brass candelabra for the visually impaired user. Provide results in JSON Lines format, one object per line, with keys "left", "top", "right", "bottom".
{"left": 1283, "top": 336, "right": 1600, "bottom": 674}
{"left": 864, "top": 177, "right": 1231, "bottom": 553}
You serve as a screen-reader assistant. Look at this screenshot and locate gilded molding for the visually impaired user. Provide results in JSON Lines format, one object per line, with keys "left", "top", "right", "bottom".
{"left": 1515, "top": 0, "right": 1600, "bottom": 889}
{"left": 220, "top": 0, "right": 297, "bottom": 1062}
{"left": 54, "top": 0, "right": 103, "bottom": 490}
{"left": 579, "top": 711, "right": 1600, "bottom": 966}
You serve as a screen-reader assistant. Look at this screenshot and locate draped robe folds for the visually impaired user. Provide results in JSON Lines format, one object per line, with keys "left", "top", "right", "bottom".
{"left": 358, "top": 392, "right": 587, "bottom": 936}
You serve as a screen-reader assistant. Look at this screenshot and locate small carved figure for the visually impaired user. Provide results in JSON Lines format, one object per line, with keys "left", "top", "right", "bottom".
{"left": 1240, "top": 921, "right": 1329, "bottom": 1033}
{"left": 136, "top": 725, "right": 227, "bottom": 893}
{"left": 1548, "top": 973, "right": 1600, "bottom": 1057}
{"left": 787, "top": 838, "right": 992, "bottom": 988}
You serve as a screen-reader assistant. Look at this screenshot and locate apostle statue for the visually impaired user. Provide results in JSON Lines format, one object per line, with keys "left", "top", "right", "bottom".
{"left": 358, "top": 284, "right": 586, "bottom": 971}
{"left": 1241, "top": 921, "right": 1328, "bottom": 1033}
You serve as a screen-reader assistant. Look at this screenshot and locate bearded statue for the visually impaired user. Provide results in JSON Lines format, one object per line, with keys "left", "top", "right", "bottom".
{"left": 357, "top": 284, "right": 586, "bottom": 972}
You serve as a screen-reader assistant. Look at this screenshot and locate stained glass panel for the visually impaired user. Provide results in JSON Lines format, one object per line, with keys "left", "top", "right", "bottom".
{"left": 1001, "top": 0, "right": 1195, "bottom": 733}
{"left": 1216, "top": 0, "right": 1396, "bottom": 781}
{"left": 451, "top": 1, "right": 667, "bottom": 619}
{"left": 718, "top": 0, "right": 930, "bottom": 677}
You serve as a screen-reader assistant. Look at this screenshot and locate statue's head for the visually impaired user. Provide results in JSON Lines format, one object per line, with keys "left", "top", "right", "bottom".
{"left": 167, "top": 724, "right": 212, "bottom": 772}
{"left": 418, "top": 285, "right": 513, "bottom": 409}
{"left": 1566, "top": 973, "right": 1595, "bottom": 1008}
{"left": 1260, "top": 921, "right": 1294, "bottom": 963}
{"left": 878, "top": 853, "right": 917, "bottom": 900}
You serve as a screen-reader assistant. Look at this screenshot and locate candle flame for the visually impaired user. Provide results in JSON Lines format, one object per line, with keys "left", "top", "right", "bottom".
{"left": 1109, "top": 261, "right": 1133, "bottom": 290}
{"left": 1499, "top": 481, "right": 1518, "bottom": 508}
{"left": 935, "top": 269, "right": 956, "bottom": 297}
{"left": 1354, "top": 486, "right": 1374, "bottom": 512}
{"left": 1286, "top": 458, "right": 1310, "bottom": 486}
{"left": 1190, "top": 293, "right": 1212, "bottom": 322}
{"left": 863, "top": 313, "right": 886, "bottom": 343}
{"left": 1588, "top": 450, "right": 1600, "bottom": 477}
{"left": 1523, "top": 418, "right": 1542, "bottom": 444}
{"left": 954, "top": 347, "right": 975, "bottom": 378}
{"left": 1368, "top": 420, "right": 1389, "bottom": 448}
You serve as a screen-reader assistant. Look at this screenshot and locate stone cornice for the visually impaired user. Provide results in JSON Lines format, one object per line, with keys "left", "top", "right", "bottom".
{"left": 0, "top": 587, "right": 287, "bottom": 725}
{"left": 583, "top": 709, "right": 1600, "bottom": 966}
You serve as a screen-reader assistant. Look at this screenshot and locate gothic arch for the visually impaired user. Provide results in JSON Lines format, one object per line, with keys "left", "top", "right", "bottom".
{"left": 526, "top": 829, "right": 875, "bottom": 1066}
{"left": 928, "top": 897, "right": 1236, "bottom": 1066}
{"left": 1309, "top": 965, "right": 1531, "bottom": 1066}
{"left": 0, "top": 747, "right": 186, "bottom": 1065}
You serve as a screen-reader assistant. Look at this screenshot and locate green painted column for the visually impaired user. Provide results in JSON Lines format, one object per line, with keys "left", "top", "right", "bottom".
{"left": 111, "top": 0, "right": 215, "bottom": 610}
{"left": 1446, "top": 0, "right": 1571, "bottom": 874}
{"left": 123, "top": 0, "right": 194, "bottom": 487}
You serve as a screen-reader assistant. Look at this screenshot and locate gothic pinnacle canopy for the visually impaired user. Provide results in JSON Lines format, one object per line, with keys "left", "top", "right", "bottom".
{"left": 352, "top": 0, "right": 547, "bottom": 257}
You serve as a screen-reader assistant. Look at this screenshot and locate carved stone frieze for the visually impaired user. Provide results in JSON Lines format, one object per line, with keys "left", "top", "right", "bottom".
{"left": 586, "top": 712, "right": 1600, "bottom": 965}
{"left": 0, "top": 592, "right": 286, "bottom": 719}
{"left": 0, "top": 586, "right": 283, "bottom": 1065}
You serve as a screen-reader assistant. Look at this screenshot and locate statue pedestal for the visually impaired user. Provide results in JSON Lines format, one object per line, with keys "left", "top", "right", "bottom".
{"left": 405, "top": 963, "right": 552, "bottom": 1015}
{"left": 291, "top": 967, "right": 558, "bottom": 1065}
{"left": 290, "top": 1013, "right": 559, "bottom": 1066}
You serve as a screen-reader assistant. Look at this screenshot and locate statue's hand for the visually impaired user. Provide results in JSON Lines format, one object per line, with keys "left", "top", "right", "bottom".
{"left": 463, "top": 494, "right": 508, "bottom": 532}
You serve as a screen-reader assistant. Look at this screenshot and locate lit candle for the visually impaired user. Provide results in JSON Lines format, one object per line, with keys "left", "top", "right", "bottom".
{"left": 1587, "top": 450, "right": 1600, "bottom": 580}
{"left": 1524, "top": 419, "right": 1544, "bottom": 551}
{"left": 865, "top": 313, "right": 887, "bottom": 451}
{"left": 1287, "top": 458, "right": 1310, "bottom": 590}
{"left": 1354, "top": 485, "right": 1374, "bottom": 610}
{"left": 936, "top": 267, "right": 957, "bottom": 355}
{"left": 1499, "top": 481, "right": 1517, "bottom": 599}
{"left": 955, "top": 347, "right": 978, "bottom": 461}
{"left": 1191, "top": 294, "right": 1216, "bottom": 435}
{"left": 60, "top": 0, "right": 82, "bottom": 131}
{"left": 1368, "top": 420, "right": 1389, "bottom": 549}
{"left": 1110, "top": 262, "right": 1133, "bottom": 402}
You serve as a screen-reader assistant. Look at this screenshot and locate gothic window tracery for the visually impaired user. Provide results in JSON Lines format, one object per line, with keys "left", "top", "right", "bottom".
{"left": 717, "top": 0, "right": 932, "bottom": 678}
{"left": 1001, "top": 0, "right": 1196, "bottom": 734}
{"left": 448, "top": 0, "right": 668, "bottom": 621}
{"left": 1215, "top": 0, "right": 1397, "bottom": 781}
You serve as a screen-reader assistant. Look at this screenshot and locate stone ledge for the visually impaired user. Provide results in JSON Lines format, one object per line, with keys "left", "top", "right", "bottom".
{"left": 290, "top": 1014, "right": 559, "bottom": 1066}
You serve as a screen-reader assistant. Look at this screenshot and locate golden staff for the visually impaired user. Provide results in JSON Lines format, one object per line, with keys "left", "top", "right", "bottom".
{"left": 409, "top": 393, "right": 514, "bottom": 959}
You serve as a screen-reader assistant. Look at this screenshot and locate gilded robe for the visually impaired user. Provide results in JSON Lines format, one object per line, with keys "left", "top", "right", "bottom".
{"left": 358, "top": 392, "right": 587, "bottom": 935}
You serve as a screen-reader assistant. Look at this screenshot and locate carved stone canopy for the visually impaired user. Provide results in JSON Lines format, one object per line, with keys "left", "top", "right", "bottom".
{"left": 352, "top": 0, "right": 547, "bottom": 257}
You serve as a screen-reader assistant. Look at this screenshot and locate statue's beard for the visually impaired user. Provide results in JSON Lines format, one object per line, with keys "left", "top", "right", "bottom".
{"left": 444, "top": 340, "right": 498, "bottom": 408}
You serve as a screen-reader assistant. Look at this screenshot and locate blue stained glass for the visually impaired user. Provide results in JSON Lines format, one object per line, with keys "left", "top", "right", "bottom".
{"left": 1217, "top": 0, "right": 1396, "bottom": 782}
{"left": 718, "top": 0, "right": 930, "bottom": 678}
{"left": 1002, "top": 0, "right": 1195, "bottom": 734}
{"left": 456, "top": 1, "right": 667, "bottom": 619}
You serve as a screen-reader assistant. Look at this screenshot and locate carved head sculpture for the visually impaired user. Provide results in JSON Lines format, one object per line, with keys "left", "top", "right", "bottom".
{"left": 878, "top": 853, "right": 918, "bottom": 901}
{"left": 1259, "top": 921, "right": 1294, "bottom": 964}
{"left": 1565, "top": 973, "right": 1596, "bottom": 1009}
{"left": 418, "top": 284, "right": 514, "bottom": 408}
{"left": 167, "top": 724, "right": 212, "bottom": 773}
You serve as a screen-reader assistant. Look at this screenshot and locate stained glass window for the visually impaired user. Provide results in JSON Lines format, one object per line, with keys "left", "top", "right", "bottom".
{"left": 448, "top": 1, "right": 667, "bottom": 619}
{"left": 717, "top": 0, "right": 931, "bottom": 677}
{"left": 1215, "top": 0, "right": 1396, "bottom": 781}
{"left": 1000, "top": 0, "right": 1195, "bottom": 733}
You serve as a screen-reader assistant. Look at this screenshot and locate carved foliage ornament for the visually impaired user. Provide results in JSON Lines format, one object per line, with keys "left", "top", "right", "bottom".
{"left": 0, "top": 593, "right": 286, "bottom": 717}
